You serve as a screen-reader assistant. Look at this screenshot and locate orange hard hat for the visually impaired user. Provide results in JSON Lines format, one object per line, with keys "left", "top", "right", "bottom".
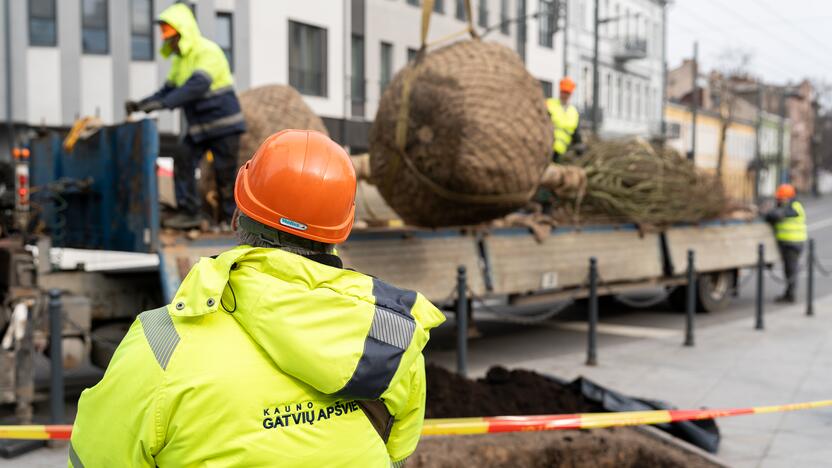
{"left": 235, "top": 130, "right": 356, "bottom": 244}
{"left": 560, "top": 77, "right": 576, "bottom": 94}
{"left": 160, "top": 22, "right": 178, "bottom": 40}
{"left": 775, "top": 183, "right": 796, "bottom": 201}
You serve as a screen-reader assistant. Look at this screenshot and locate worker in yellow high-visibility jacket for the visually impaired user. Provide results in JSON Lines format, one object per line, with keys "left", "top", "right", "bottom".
{"left": 69, "top": 130, "right": 445, "bottom": 467}
{"left": 765, "top": 183, "right": 807, "bottom": 303}
{"left": 546, "top": 77, "right": 582, "bottom": 161}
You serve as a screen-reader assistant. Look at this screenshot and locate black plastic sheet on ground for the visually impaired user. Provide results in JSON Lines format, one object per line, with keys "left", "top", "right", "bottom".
{"left": 558, "top": 375, "right": 721, "bottom": 453}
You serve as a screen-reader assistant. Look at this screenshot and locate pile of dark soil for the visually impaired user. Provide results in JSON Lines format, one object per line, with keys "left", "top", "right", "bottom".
{"left": 417, "top": 365, "right": 723, "bottom": 468}
{"left": 425, "top": 365, "right": 598, "bottom": 418}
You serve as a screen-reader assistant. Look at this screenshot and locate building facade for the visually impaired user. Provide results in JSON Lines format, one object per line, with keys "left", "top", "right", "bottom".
{"left": 1, "top": 0, "right": 667, "bottom": 157}
{"left": 561, "top": 0, "right": 667, "bottom": 138}
{"left": 665, "top": 102, "right": 760, "bottom": 202}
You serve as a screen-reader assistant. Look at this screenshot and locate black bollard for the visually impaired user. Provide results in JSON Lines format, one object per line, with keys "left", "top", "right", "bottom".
{"left": 755, "top": 243, "right": 765, "bottom": 330}
{"left": 48, "top": 289, "right": 64, "bottom": 424}
{"left": 587, "top": 257, "right": 598, "bottom": 366}
{"left": 807, "top": 238, "right": 815, "bottom": 317}
{"left": 456, "top": 266, "right": 468, "bottom": 377}
{"left": 684, "top": 250, "right": 696, "bottom": 347}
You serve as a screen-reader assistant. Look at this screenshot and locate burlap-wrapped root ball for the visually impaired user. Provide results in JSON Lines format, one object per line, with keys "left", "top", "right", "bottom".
{"left": 237, "top": 84, "right": 328, "bottom": 166}
{"left": 369, "top": 40, "right": 553, "bottom": 227}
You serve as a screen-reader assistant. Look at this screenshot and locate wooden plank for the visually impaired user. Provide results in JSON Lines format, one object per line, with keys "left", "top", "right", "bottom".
{"left": 487, "top": 229, "right": 663, "bottom": 294}
{"left": 665, "top": 222, "right": 779, "bottom": 275}
{"left": 339, "top": 236, "right": 482, "bottom": 303}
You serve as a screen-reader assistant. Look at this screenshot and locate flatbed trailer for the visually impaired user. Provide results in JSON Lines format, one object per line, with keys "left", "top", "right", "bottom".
{"left": 0, "top": 121, "right": 779, "bottom": 426}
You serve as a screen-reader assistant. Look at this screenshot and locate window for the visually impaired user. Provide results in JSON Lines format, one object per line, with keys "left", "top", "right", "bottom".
{"left": 499, "top": 0, "right": 509, "bottom": 34}
{"left": 130, "top": 0, "right": 153, "bottom": 60}
{"left": 614, "top": 4, "right": 620, "bottom": 38}
{"left": 538, "top": 0, "right": 555, "bottom": 48}
{"left": 216, "top": 12, "right": 234, "bottom": 70}
{"left": 407, "top": 0, "right": 420, "bottom": 5}
{"left": 540, "top": 80, "right": 553, "bottom": 99}
{"left": 616, "top": 76, "right": 622, "bottom": 116}
{"left": 606, "top": 73, "right": 612, "bottom": 111}
{"left": 29, "top": 0, "right": 57, "bottom": 46}
{"left": 635, "top": 82, "right": 641, "bottom": 119}
{"left": 407, "top": 47, "right": 419, "bottom": 62}
{"left": 351, "top": 35, "right": 365, "bottom": 105}
{"left": 456, "top": 0, "right": 466, "bottom": 20}
{"left": 82, "top": 0, "right": 109, "bottom": 54}
{"left": 434, "top": 0, "right": 444, "bottom": 13}
{"left": 380, "top": 42, "right": 394, "bottom": 94}
{"left": 625, "top": 80, "right": 632, "bottom": 118}
{"left": 478, "top": 0, "right": 488, "bottom": 28}
{"left": 582, "top": 66, "right": 590, "bottom": 109}
{"left": 289, "top": 21, "right": 328, "bottom": 97}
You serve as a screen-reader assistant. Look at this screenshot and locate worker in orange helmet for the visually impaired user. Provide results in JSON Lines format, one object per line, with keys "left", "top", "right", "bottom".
{"left": 765, "top": 183, "right": 807, "bottom": 303}
{"left": 70, "top": 130, "right": 444, "bottom": 467}
{"left": 546, "top": 77, "right": 583, "bottom": 161}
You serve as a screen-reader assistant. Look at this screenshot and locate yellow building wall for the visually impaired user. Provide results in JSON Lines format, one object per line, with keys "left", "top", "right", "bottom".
{"left": 665, "top": 104, "right": 755, "bottom": 202}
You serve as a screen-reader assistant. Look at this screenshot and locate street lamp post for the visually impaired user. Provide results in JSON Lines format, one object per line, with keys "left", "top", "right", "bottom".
{"left": 591, "top": 0, "right": 600, "bottom": 135}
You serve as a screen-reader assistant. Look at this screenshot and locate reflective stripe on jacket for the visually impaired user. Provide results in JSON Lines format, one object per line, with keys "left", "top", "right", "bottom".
{"left": 546, "top": 98, "right": 580, "bottom": 155}
{"left": 69, "top": 246, "right": 445, "bottom": 467}
{"left": 776, "top": 200, "right": 807, "bottom": 243}
{"left": 143, "top": 3, "right": 245, "bottom": 142}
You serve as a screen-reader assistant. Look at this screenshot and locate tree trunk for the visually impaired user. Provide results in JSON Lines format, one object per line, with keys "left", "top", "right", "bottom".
{"left": 716, "top": 120, "right": 729, "bottom": 178}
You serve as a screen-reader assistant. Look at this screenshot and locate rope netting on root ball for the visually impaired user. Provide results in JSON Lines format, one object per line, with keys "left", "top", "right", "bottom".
{"left": 369, "top": 2, "right": 552, "bottom": 227}
{"left": 557, "top": 139, "right": 729, "bottom": 226}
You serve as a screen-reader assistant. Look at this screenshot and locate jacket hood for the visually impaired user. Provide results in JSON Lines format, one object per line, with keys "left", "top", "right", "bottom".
{"left": 158, "top": 3, "right": 202, "bottom": 58}
{"left": 169, "top": 246, "right": 445, "bottom": 399}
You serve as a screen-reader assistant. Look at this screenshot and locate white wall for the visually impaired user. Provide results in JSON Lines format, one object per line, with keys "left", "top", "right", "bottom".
{"left": 26, "top": 48, "right": 62, "bottom": 126}
{"left": 80, "top": 56, "right": 115, "bottom": 123}
{"left": 248, "top": 0, "right": 347, "bottom": 119}
{"left": 129, "top": 63, "right": 160, "bottom": 100}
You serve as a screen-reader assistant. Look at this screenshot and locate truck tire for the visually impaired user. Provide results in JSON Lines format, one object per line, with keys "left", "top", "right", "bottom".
{"left": 669, "top": 270, "right": 736, "bottom": 313}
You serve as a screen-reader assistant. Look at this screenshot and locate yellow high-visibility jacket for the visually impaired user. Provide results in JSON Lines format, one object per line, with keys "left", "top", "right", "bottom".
{"left": 69, "top": 246, "right": 445, "bottom": 467}
{"left": 775, "top": 200, "right": 807, "bottom": 243}
{"left": 546, "top": 98, "right": 580, "bottom": 156}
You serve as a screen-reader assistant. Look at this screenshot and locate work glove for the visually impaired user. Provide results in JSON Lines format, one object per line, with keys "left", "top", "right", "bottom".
{"left": 124, "top": 100, "right": 140, "bottom": 114}
{"left": 138, "top": 100, "right": 164, "bottom": 113}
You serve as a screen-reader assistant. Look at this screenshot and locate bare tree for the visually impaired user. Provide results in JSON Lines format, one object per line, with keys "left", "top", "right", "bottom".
{"left": 712, "top": 49, "right": 753, "bottom": 178}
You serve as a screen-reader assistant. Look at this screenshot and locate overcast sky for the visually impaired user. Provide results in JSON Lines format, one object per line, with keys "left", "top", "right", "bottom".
{"left": 667, "top": 0, "right": 832, "bottom": 86}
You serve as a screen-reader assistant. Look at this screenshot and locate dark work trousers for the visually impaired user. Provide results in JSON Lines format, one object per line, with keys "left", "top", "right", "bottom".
{"left": 778, "top": 242, "right": 804, "bottom": 297}
{"left": 174, "top": 133, "right": 240, "bottom": 222}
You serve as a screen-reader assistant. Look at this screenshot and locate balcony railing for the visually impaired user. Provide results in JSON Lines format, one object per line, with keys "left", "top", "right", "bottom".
{"left": 614, "top": 38, "right": 647, "bottom": 62}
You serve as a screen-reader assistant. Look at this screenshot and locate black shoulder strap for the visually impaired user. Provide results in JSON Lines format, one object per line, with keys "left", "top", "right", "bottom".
{"left": 358, "top": 400, "right": 395, "bottom": 443}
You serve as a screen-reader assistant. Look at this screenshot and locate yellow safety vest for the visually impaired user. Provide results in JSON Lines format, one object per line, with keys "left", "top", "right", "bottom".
{"left": 775, "top": 200, "right": 807, "bottom": 243}
{"left": 69, "top": 246, "right": 445, "bottom": 467}
{"left": 546, "top": 98, "right": 580, "bottom": 155}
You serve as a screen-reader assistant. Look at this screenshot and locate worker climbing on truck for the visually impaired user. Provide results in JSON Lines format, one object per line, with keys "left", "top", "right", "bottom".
{"left": 126, "top": 3, "right": 245, "bottom": 230}
{"left": 69, "top": 130, "right": 444, "bottom": 467}
{"left": 546, "top": 77, "right": 582, "bottom": 161}
{"left": 765, "top": 183, "right": 807, "bottom": 303}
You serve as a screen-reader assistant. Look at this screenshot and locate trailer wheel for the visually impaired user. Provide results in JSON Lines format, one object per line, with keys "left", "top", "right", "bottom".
{"left": 669, "top": 270, "right": 736, "bottom": 313}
